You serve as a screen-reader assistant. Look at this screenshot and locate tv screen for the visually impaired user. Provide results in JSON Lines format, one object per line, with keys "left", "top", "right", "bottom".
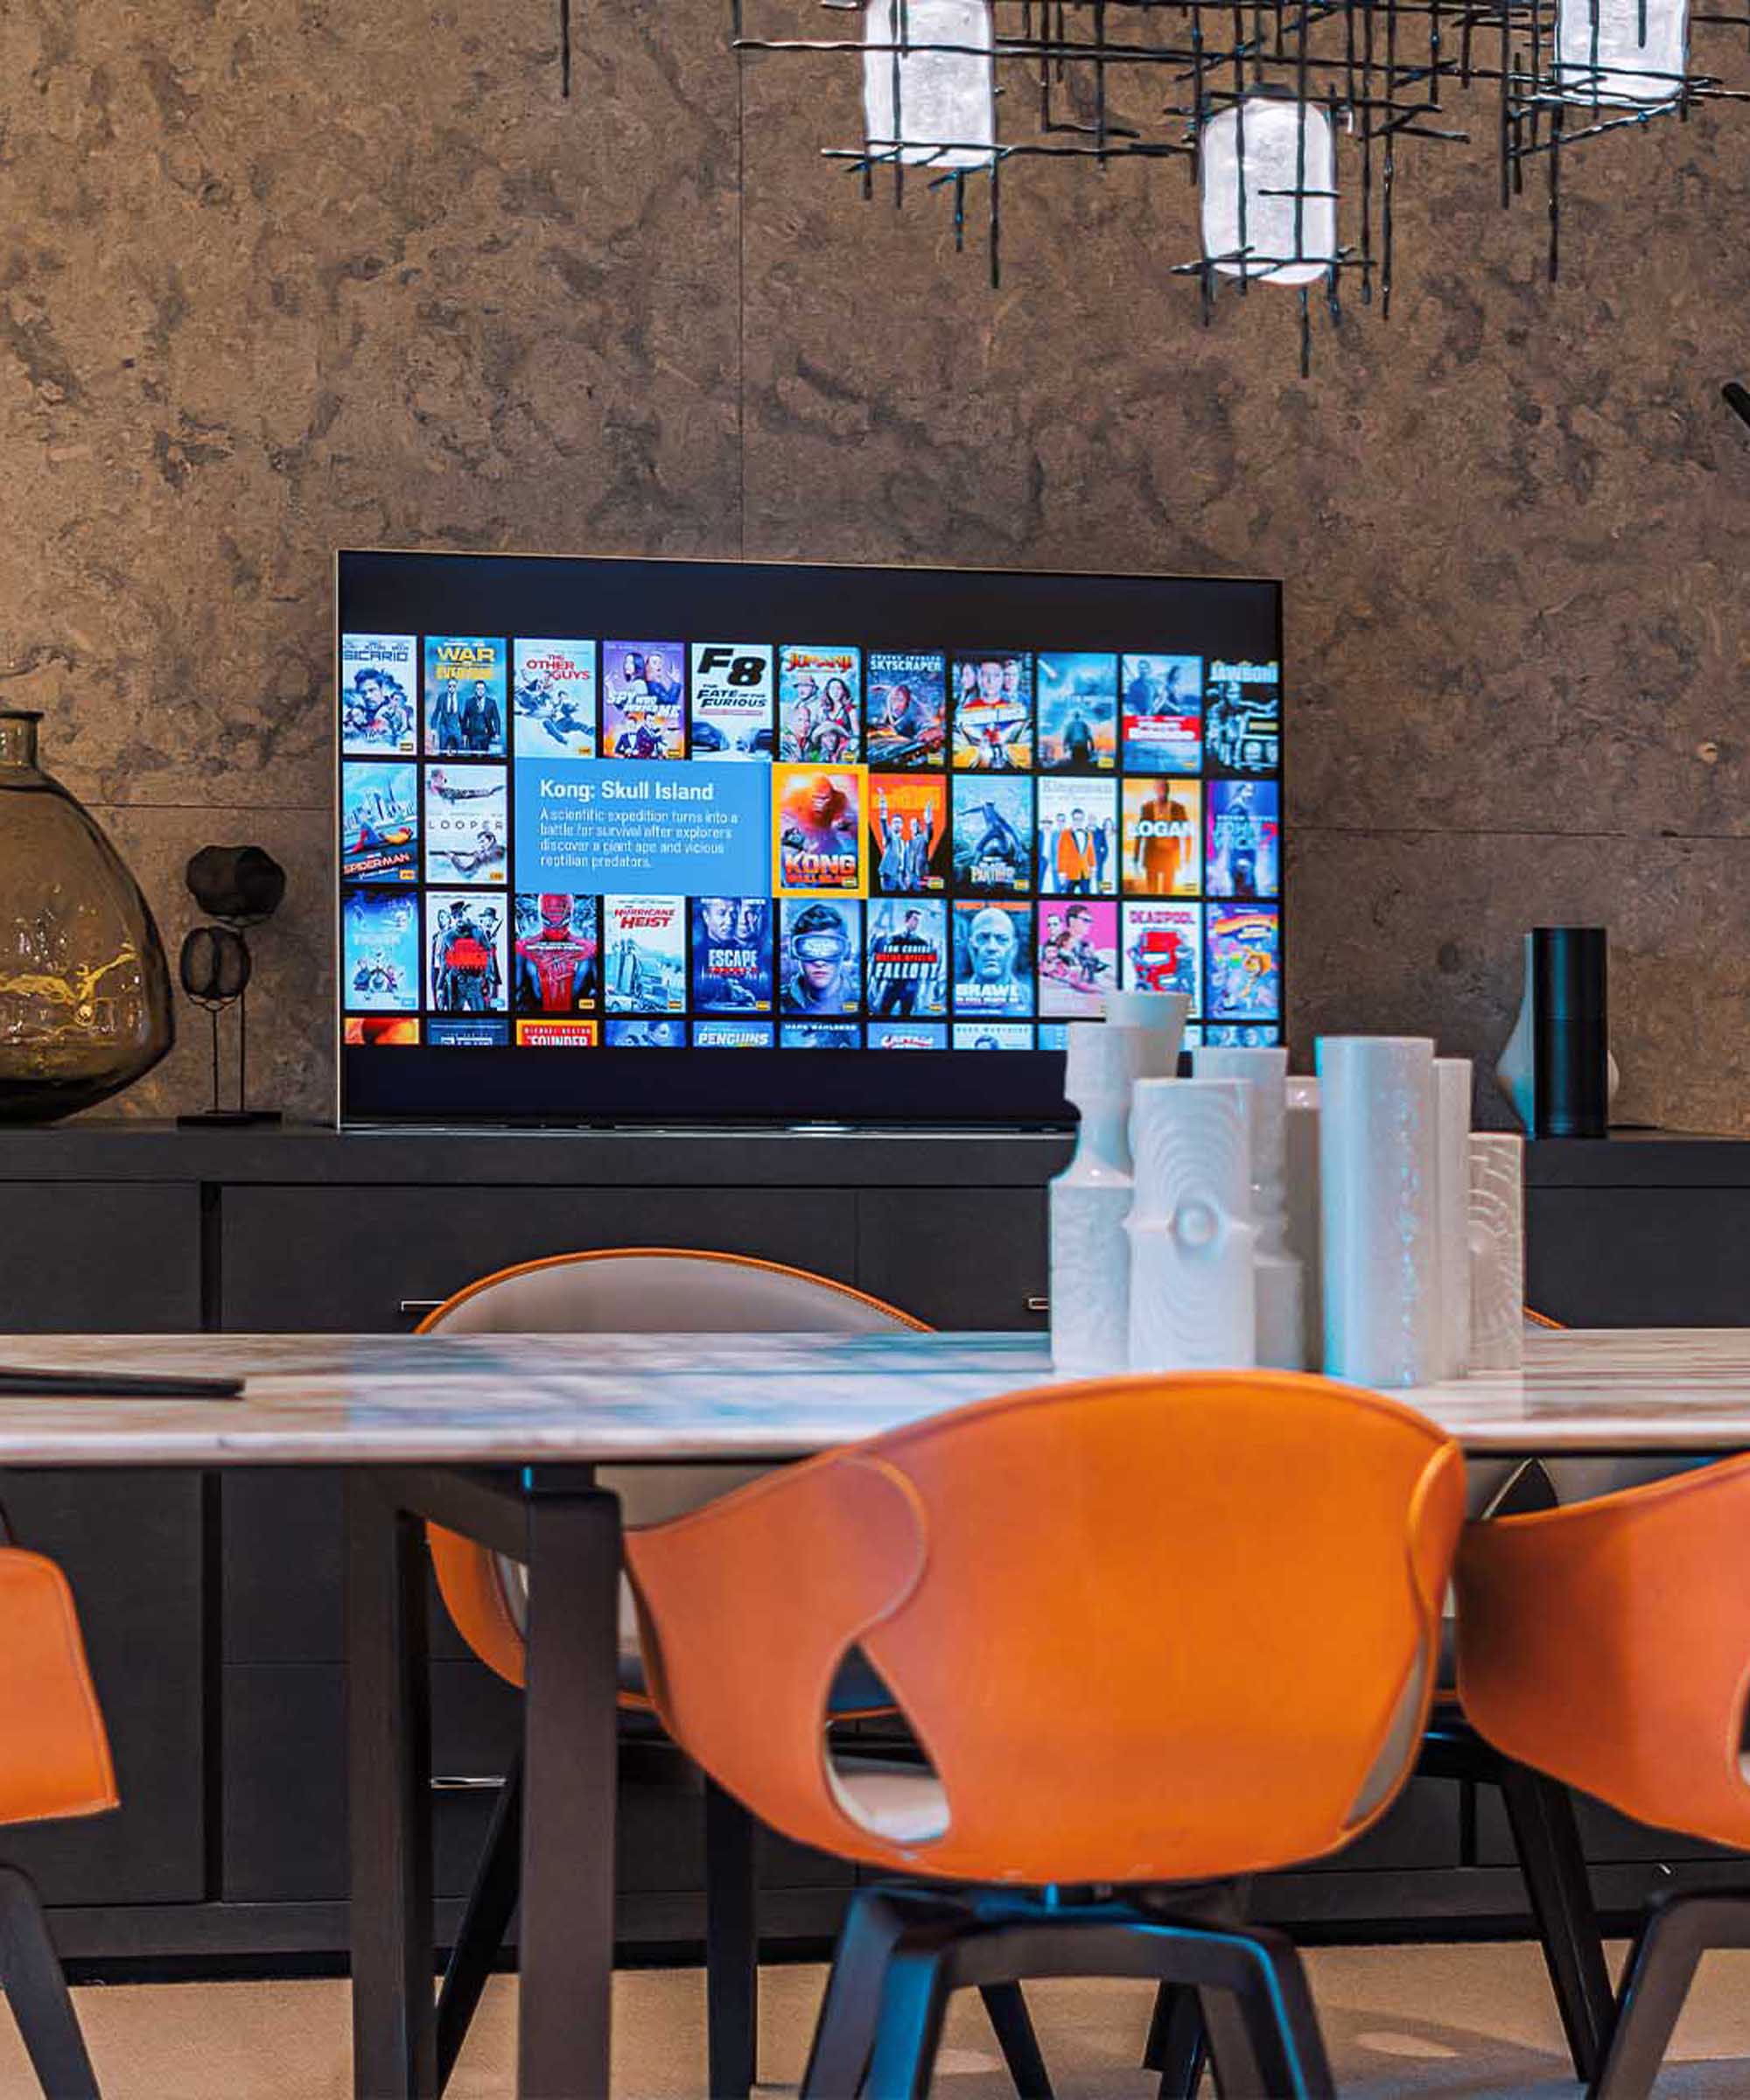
{"left": 335, "top": 551, "right": 1284, "bottom": 1124}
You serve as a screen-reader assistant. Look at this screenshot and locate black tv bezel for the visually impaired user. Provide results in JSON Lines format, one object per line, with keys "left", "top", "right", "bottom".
{"left": 334, "top": 549, "right": 1285, "bottom": 1128}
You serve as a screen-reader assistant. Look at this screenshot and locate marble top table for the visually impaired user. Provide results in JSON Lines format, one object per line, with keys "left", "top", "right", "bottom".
{"left": 0, "top": 1325, "right": 1744, "bottom": 1461}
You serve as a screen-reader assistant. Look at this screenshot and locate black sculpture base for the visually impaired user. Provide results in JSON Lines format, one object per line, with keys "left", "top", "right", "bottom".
{"left": 176, "top": 1109, "right": 284, "bottom": 1128}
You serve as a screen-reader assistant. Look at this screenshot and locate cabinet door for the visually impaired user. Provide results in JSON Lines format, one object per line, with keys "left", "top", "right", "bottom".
{"left": 0, "top": 1472, "right": 205, "bottom": 1905}
{"left": 0, "top": 1183, "right": 200, "bottom": 1331}
{"left": 221, "top": 1185, "right": 859, "bottom": 1332}
{"left": 857, "top": 1189, "right": 1047, "bottom": 1331}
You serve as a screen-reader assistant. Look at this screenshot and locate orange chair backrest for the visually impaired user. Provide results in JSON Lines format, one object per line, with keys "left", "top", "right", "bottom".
{"left": 422, "top": 1249, "right": 928, "bottom": 1689}
{"left": 0, "top": 1549, "right": 118, "bottom": 1827}
{"left": 1458, "top": 1453, "right": 1750, "bottom": 1850}
{"left": 626, "top": 1371, "right": 1465, "bottom": 1886}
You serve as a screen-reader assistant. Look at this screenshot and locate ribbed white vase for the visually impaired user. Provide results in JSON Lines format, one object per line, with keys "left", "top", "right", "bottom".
{"left": 1050, "top": 1026, "right": 1152, "bottom": 1374}
{"left": 1316, "top": 1036, "right": 1438, "bottom": 1390}
{"left": 1433, "top": 1058, "right": 1474, "bottom": 1381}
{"left": 1126, "top": 1077, "right": 1256, "bottom": 1372}
{"left": 1194, "top": 1045, "right": 1305, "bottom": 1369}
{"left": 1468, "top": 1133, "right": 1526, "bottom": 1372}
{"left": 1284, "top": 1075, "right": 1323, "bottom": 1369}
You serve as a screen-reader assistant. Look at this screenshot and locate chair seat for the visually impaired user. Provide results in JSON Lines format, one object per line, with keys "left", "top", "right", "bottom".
{"left": 830, "top": 1759, "right": 951, "bottom": 1845}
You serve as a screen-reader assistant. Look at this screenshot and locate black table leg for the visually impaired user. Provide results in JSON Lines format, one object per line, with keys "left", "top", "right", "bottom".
{"left": 347, "top": 1474, "right": 437, "bottom": 2100}
{"left": 518, "top": 1484, "right": 621, "bottom": 2100}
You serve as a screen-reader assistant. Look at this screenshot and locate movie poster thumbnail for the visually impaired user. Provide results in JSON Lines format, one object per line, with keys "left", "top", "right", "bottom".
{"left": 868, "top": 1021, "right": 948, "bottom": 1050}
{"left": 515, "top": 1019, "right": 598, "bottom": 1048}
{"left": 1207, "top": 904, "right": 1281, "bottom": 1021}
{"left": 774, "top": 763, "right": 865, "bottom": 897}
{"left": 426, "top": 892, "right": 509, "bottom": 1014}
{"left": 424, "top": 765, "right": 508, "bottom": 886}
{"left": 1123, "top": 901, "right": 1202, "bottom": 1009}
{"left": 1036, "top": 653, "right": 1118, "bottom": 771}
{"left": 1036, "top": 775, "right": 1118, "bottom": 899}
{"left": 950, "top": 651, "right": 1032, "bottom": 771}
{"left": 602, "top": 895, "right": 686, "bottom": 1013}
{"left": 1202, "top": 1023, "right": 1280, "bottom": 1046}
{"left": 690, "top": 644, "right": 774, "bottom": 760}
{"left": 512, "top": 892, "right": 598, "bottom": 1015}
{"left": 693, "top": 1019, "right": 776, "bottom": 1049}
{"left": 779, "top": 898, "right": 862, "bottom": 1017}
{"left": 868, "top": 774, "right": 948, "bottom": 896}
{"left": 602, "top": 641, "right": 685, "bottom": 759}
{"left": 343, "top": 887, "right": 421, "bottom": 1012}
{"left": 781, "top": 1021, "right": 863, "bottom": 1049}
{"left": 1121, "top": 654, "right": 1203, "bottom": 773}
{"left": 1037, "top": 1022, "right": 1069, "bottom": 1051}
{"left": 953, "top": 1021, "right": 1033, "bottom": 1050}
{"left": 1038, "top": 899, "right": 1118, "bottom": 1018}
{"left": 865, "top": 898, "right": 948, "bottom": 1020}
{"left": 341, "top": 762, "right": 419, "bottom": 882}
{"left": 953, "top": 900, "right": 1034, "bottom": 1018}
{"left": 950, "top": 775, "right": 1033, "bottom": 897}
{"left": 340, "top": 634, "right": 417, "bottom": 756}
{"left": 690, "top": 896, "right": 774, "bottom": 1012}
{"left": 428, "top": 1017, "right": 508, "bottom": 1047}
{"left": 606, "top": 1018, "right": 684, "bottom": 1047}
{"left": 864, "top": 651, "right": 948, "bottom": 768}
{"left": 513, "top": 640, "right": 597, "bottom": 760}
{"left": 778, "top": 646, "right": 861, "bottom": 763}
{"left": 1121, "top": 777, "right": 1202, "bottom": 899}
{"left": 344, "top": 1016, "right": 421, "bottom": 1046}
{"left": 424, "top": 637, "right": 508, "bottom": 758}
{"left": 1206, "top": 779, "right": 1280, "bottom": 899}
{"left": 1205, "top": 659, "right": 1282, "bottom": 774}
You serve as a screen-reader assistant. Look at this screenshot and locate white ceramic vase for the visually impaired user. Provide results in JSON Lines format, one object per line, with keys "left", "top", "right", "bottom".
{"left": 1316, "top": 1036, "right": 1439, "bottom": 1390}
{"left": 1468, "top": 1133, "right": 1526, "bottom": 1371}
{"left": 1284, "top": 1075, "right": 1323, "bottom": 1369}
{"left": 1126, "top": 1077, "right": 1256, "bottom": 1372}
{"left": 1433, "top": 1057, "right": 1474, "bottom": 1380}
{"left": 1049, "top": 1005, "right": 1186, "bottom": 1374}
{"left": 1194, "top": 1045, "right": 1306, "bottom": 1369}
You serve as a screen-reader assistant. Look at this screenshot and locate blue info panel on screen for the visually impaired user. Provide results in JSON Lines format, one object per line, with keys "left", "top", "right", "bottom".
{"left": 514, "top": 760, "right": 772, "bottom": 896}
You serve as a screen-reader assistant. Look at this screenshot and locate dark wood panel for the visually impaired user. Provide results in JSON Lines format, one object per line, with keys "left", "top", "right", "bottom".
{"left": 220, "top": 1185, "right": 860, "bottom": 1332}
{"left": 0, "top": 1182, "right": 200, "bottom": 1332}
{"left": 857, "top": 1189, "right": 1047, "bottom": 1331}
{"left": 0, "top": 1473, "right": 205, "bottom": 1906}
{"left": 221, "top": 1667, "right": 849, "bottom": 1906}
{"left": 1527, "top": 1187, "right": 1750, "bottom": 1326}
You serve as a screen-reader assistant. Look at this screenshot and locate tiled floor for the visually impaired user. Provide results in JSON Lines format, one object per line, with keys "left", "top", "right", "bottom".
{"left": 5, "top": 1942, "right": 1750, "bottom": 2097}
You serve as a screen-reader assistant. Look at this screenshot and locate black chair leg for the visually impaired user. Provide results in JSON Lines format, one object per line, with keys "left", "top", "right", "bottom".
{"left": 0, "top": 1864, "right": 100, "bottom": 2100}
{"left": 704, "top": 1776, "right": 759, "bottom": 2100}
{"left": 1497, "top": 1755, "right": 1614, "bottom": 2082}
{"left": 802, "top": 1890, "right": 918, "bottom": 2100}
{"left": 1199, "top": 1929, "right": 1334, "bottom": 2100}
{"left": 1144, "top": 1984, "right": 1209, "bottom": 2098}
{"left": 864, "top": 1941, "right": 954, "bottom": 2100}
{"left": 1591, "top": 1891, "right": 1750, "bottom": 2100}
{"left": 978, "top": 1981, "right": 1054, "bottom": 2098}
{"left": 435, "top": 1750, "right": 523, "bottom": 2094}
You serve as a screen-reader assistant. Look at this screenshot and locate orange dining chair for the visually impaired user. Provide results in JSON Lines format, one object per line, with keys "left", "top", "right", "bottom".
{"left": 419, "top": 1248, "right": 956, "bottom": 2100}
{"left": 626, "top": 1368, "right": 1466, "bottom": 2099}
{"left": 1457, "top": 1452, "right": 1750, "bottom": 2099}
{"left": 0, "top": 1514, "right": 118, "bottom": 2100}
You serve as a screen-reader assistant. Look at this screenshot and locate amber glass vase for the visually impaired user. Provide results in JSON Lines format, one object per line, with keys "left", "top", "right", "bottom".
{"left": 0, "top": 711, "right": 173, "bottom": 1120}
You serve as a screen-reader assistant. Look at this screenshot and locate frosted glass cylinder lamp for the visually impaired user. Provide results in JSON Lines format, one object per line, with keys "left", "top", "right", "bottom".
{"left": 1200, "top": 96, "right": 1338, "bottom": 285}
{"left": 863, "top": 0, "right": 997, "bottom": 169}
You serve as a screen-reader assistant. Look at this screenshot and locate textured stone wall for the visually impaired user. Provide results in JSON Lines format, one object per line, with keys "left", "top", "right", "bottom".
{"left": 4, "top": 0, "right": 1746, "bottom": 1127}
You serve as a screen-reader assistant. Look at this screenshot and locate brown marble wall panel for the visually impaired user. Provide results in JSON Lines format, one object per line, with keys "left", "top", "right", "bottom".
{"left": 4, "top": 4, "right": 1748, "bottom": 1121}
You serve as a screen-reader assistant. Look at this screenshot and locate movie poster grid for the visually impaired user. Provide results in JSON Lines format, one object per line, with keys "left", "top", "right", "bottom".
{"left": 340, "top": 631, "right": 1282, "bottom": 1049}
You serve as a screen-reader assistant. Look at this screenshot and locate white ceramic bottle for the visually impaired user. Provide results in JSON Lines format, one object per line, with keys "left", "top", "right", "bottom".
{"left": 1194, "top": 1044, "right": 1306, "bottom": 1369}
{"left": 1125, "top": 1076, "right": 1256, "bottom": 1372}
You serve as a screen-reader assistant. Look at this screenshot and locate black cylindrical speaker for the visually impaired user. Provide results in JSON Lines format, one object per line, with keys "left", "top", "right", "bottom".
{"left": 1530, "top": 926, "right": 1608, "bottom": 1138}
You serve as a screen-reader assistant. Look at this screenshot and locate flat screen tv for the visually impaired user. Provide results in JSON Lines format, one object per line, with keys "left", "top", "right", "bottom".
{"left": 335, "top": 550, "right": 1284, "bottom": 1125}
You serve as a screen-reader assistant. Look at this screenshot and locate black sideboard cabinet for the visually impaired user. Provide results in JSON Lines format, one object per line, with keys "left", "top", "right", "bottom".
{"left": 0, "top": 1123, "right": 1743, "bottom": 1968}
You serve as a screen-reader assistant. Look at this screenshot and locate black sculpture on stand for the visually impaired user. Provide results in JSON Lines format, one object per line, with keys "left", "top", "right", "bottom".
{"left": 175, "top": 846, "right": 287, "bottom": 1128}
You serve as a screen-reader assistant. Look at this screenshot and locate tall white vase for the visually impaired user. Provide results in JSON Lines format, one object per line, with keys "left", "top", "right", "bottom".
{"left": 1194, "top": 1046, "right": 1306, "bottom": 1369}
{"left": 1049, "top": 1010, "right": 1186, "bottom": 1374}
{"left": 1469, "top": 1133, "right": 1526, "bottom": 1372}
{"left": 1433, "top": 1058, "right": 1474, "bottom": 1381}
{"left": 1284, "top": 1075, "right": 1322, "bottom": 1370}
{"left": 1103, "top": 989, "right": 1193, "bottom": 1040}
{"left": 1316, "top": 1036, "right": 1438, "bottom": 1390}
{"left": 1126, "top": 1077, "right": 1256, "bottom": 1372}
